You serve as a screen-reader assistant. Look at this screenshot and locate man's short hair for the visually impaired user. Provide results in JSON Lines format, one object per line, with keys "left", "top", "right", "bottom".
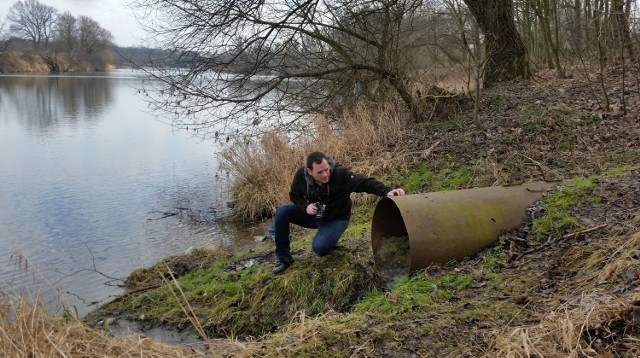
{"left": 306, "top": 152, "right": 327, "bottom": 169}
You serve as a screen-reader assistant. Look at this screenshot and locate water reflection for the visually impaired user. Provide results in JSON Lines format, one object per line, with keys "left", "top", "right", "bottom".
{"left": 0, "top": 74, "right": 113, "bottom": 132}
{"left": 0, "top": 72, "right": 239, "bottom": 317}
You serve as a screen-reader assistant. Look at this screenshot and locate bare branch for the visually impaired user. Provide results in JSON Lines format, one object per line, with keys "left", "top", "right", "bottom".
{"left": 128, "top": 0, "right": 431, "bottom": 137}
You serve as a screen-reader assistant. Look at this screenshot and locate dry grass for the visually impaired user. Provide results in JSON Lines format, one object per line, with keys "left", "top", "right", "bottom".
{"left": 1, "top": 248, "right": 253, "bottom": 357}
{"left": 220, "top": 103, "right": 422, "bottom": 220}
{"left": 492, "top": 229, "right": 640, "bottom": 357}
{"left": 0, "top": 52, "right": 51, "bottom": 73}
{"left": 0, "top": 292, "right": 204, "bottom": 357}
{"left": 246, "top": 310, "right": 373, "bottom": 357}
{"left": 493, "top": 294, "right": 640, "bottom": 358}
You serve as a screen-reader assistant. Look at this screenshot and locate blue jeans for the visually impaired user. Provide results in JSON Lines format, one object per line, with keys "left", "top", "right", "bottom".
{"left": 274, "top": 204, "right": 349, "bottom": 262}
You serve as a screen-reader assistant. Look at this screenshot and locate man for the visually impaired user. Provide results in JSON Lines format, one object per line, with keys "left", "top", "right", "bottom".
{"left": 272, "top": 151, "right": 406, "bottom": 274}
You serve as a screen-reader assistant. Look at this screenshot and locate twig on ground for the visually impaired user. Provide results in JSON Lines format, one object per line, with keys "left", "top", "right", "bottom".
{"left": 520, "top": 154, "right": 552, "bottom": 181}
{"left": 514, "top": 224, "right": 608, "bottom": 261}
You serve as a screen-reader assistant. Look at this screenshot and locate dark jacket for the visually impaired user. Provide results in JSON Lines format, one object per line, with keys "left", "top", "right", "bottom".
{"left": 289, "top": 157, "right": 391, "bottom": 221}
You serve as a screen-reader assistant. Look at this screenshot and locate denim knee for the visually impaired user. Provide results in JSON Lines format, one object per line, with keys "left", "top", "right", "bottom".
{"left": 312, "top": 241, "right": 334, "bottom": 257}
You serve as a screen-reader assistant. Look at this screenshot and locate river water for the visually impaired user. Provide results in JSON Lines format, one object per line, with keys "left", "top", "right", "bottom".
{"left": 0, "top": 71, "right": 242, "bottom": 317}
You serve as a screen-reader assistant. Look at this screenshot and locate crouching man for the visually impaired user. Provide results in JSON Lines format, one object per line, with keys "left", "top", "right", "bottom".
{"left": 272, "top": 151, "right": 405, "bottom": 274}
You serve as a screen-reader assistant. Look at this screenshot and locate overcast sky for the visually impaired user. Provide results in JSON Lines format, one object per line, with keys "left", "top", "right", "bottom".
{"left": 0, "top": 0, "right": 147, "bottom": 47}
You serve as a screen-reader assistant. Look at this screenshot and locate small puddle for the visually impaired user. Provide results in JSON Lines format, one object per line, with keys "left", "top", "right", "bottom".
{"left": 96, "top": 318, "right": 205, "bottom": 351}
{"left": 99, "top": 318, "right": 255, "bottom": 354}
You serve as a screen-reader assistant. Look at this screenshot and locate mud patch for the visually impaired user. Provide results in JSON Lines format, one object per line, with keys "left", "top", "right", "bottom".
{"left": 90, "top": 316, "right": 204, "bottom": 349}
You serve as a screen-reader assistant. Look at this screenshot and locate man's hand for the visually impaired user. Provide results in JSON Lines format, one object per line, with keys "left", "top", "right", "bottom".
{"left": 387, "top": 188, "right": 406, "bottom": 196}
{"left": 306, "top": 203, "right": 318, "bottom": 215}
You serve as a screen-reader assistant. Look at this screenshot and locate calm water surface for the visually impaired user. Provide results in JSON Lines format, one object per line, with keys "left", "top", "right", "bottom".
{"left": 0, "top": 71, "right": 240, "bottom": 316}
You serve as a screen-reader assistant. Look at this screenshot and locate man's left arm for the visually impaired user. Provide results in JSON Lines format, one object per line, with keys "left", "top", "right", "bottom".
{"left": 347, "top": 170, "right": 405, "bottom": 197}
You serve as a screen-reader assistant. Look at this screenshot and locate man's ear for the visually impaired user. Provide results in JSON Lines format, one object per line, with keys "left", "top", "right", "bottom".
{"left": 306, "top": 168, "right": 313, "bottom": 176}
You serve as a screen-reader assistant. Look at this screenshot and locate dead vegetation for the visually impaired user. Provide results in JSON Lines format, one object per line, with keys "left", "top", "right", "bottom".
{"left": 219, "top": 103, "right": 421, "bottom": 221}
{"left": 0, "top": 292, "right": 205, "bottom": 357}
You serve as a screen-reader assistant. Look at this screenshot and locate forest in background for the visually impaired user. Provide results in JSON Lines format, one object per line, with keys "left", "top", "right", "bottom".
{"left": 0, "top": 0, "right": 114, "bottom": 72}
{"left": 0, "top": 0, "right": 162, "bottom": 73}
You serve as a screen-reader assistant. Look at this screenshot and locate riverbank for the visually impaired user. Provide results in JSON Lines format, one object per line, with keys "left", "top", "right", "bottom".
{"left": 82, "top": 66, "right": 639, "bottom": 356}
{"left": 0, "top": 50, "right": 115, "bottom": 73}
{"left": 80, "top": 167, "right": 639, "bottom": 356}
{"left": 2, "top": 64, "right": 639, "bottom": 356}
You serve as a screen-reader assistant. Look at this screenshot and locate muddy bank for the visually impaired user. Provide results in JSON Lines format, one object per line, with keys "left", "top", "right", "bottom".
{"left": 84, "top": 166, "right": 640, "bottom": 357}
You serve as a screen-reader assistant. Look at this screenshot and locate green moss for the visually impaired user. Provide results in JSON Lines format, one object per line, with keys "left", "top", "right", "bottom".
{"left": 531, "top": 177, "right": 597, "bottom": 241}
{"left": 376, "top": 328, "right": 399, "bottom": 341}
{"left": 354, "top": 271, "right": 474, "bottom": 320}
{"left": 343, "top": 222, "right": 369, "bottom": 238}
{"left": 354, "top": 275, "right": 434, "bottom": 320}
{"left": 529, "top": 165, "right": 637, "bottom": 244}
{"left": 350, "top": 202, "right": 377, "bottom": 223}
{"left": 399, "top": 161, "right": 474, "bottom": 193}
{"left": 108, "top": 247, "right": 375, "bottom": 338}
{"left": 602, "top": 165, "right": 638, "bottom": 176}
{"left": 479, "top": 237, "right": 510, "bottom": 271}
{"left": 620, "top": 150, "right": 638, "bottom": 163}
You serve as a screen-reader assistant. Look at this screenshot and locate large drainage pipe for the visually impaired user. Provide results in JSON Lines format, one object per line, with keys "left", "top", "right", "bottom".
{"left": 371, "top": 182, "right": 555, "bottom": 273}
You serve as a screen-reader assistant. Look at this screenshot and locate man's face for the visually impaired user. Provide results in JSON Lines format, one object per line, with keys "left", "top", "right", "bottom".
{"left": 307, "top": 159, "right": 330, "bottom": 184}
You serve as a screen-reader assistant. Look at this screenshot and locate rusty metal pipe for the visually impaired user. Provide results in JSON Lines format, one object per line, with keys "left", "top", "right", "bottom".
{"left": 371, "top": 182, "right": 555, "bottom": 273}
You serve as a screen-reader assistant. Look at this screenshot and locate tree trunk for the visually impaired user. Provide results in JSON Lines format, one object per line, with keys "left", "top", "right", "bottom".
{"left": 463, "top": 0, "right": 530, "bottom": 87}
{"left": 611, "top": 0, "right": 634, "bottom": 61}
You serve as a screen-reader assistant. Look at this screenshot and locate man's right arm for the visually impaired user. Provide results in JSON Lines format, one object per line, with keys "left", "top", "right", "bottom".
{"left": 289, "top": 168, "right": 309, "bottom": 211}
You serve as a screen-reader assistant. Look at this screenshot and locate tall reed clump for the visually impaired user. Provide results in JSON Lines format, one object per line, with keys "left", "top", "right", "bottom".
{"left": 0, "top": 291, "right": 203, "bottom": 357}
{"left": 220, "top": 103, "right": 417, "bottom": 221}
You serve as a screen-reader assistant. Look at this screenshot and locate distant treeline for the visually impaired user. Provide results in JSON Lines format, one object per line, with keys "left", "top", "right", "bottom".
{"left": 0, "top": 36, "right": 116, "bottom": 73}
{"left": 1, "top": 0, "right": 116, "bottom": 72}
{"left": 0, "top": 1, "right": 247, "bottom": 73}
{"left": 112, "top": 46, "right": 196, "bottom": 69}
{"left": 0, "top": 40, "right": 193, "bottom": 73}
{"left": 0, "top": 40, "right": 211, "bottom": 73}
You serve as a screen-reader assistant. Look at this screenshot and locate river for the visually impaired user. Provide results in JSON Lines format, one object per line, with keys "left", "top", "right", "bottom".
{"left": 0, "top": 70, "right": 243, "bottom": 317}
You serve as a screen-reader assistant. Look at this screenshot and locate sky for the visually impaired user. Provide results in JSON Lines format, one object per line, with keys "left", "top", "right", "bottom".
{"left": 0, "top": 0, "right": 147, "bottom": 47}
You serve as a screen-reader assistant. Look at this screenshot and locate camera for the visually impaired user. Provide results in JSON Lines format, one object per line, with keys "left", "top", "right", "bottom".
{"left": 314, "top": 203, "right": 326, "bottom": 221}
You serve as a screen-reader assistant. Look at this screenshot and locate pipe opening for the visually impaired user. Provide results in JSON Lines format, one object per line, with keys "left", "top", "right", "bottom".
{"left": 371, "top": 197, "right": 410, "bottom": 273}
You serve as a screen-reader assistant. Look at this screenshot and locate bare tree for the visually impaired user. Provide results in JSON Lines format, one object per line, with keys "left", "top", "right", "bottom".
{"left": 0, "top": 20, "right": 7, "bottom": 52}
{"left": 610, "top": 0, "right": 635, "bottom": 60}
{"left": 77, "top": 16, "right": 113, "bottom": 55}
{"left": 131, "top": 0, "right": 433, "bottom": 137}
{"left": 7, "top": 0, "right": 57, "bottom": 49}
{"left": 55, "top": 11, "right": 77, "bottom": 54}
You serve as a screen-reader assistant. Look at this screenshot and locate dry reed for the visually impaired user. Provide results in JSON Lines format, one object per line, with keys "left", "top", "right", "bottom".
{"left": 220, "top": 103, "right": 421, "bottom": 220}
{"left": 0, "top": 291, "right": 205, "bottom": 357}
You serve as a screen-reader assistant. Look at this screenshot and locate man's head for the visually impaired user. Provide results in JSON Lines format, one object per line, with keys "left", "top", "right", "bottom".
{"left": 306, "top": 152, "right": 331, "bottom": 184}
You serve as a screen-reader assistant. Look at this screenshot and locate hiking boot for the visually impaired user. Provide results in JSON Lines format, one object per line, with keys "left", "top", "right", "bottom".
{"left": 272, "top": 259, "right": 293, "bottom": 275}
